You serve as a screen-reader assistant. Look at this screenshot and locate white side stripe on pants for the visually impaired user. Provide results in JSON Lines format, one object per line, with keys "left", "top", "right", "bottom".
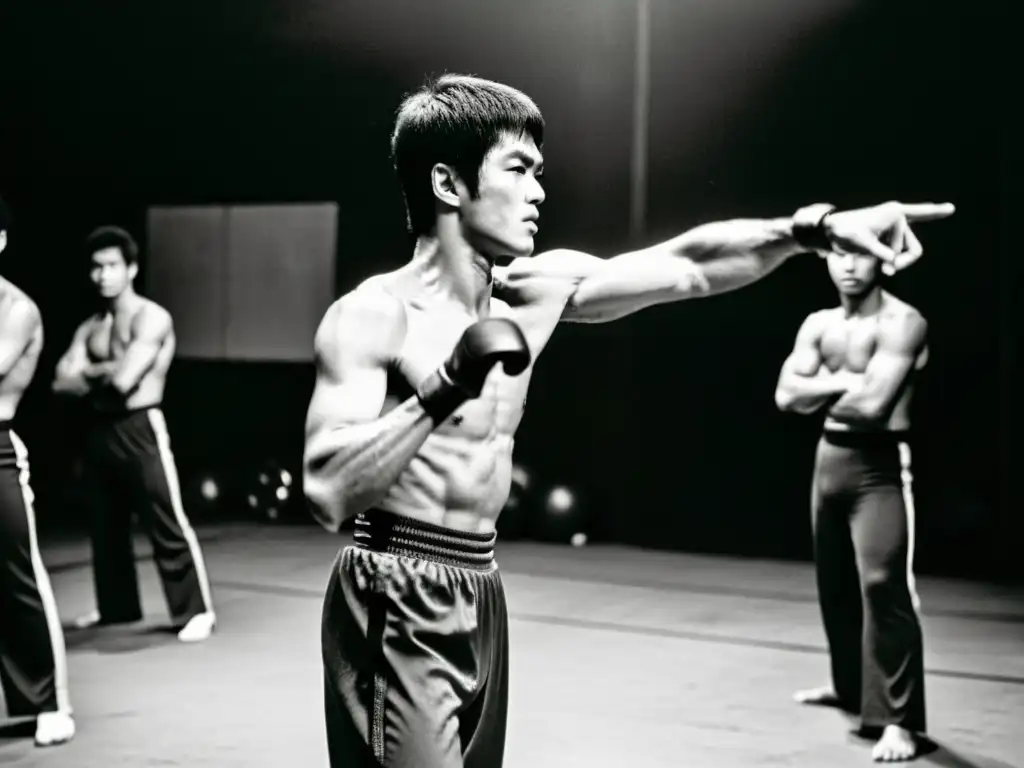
{"left": 10, "top": 431, "right": 72, "bottom": 715}
{"left": 897, "top": 441, "right": 922, "bottom": 614}
{"left": 146, "top": 410, "right": 215, "bottom": 615}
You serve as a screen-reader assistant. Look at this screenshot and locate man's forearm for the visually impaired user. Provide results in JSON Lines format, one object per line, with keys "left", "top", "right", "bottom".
{"left": 827, "top": 391, "right": 883, "bottom": 424}
{"left": 775, "top": 372, "right": 849, "bottom": 414}
{"left": 53, "top": 362, "right": 119, "bottom": 396}
{"left": 566, "top": 217, "right": 808, "bottom": 323}
{"left": 663, "top": 217, "right": 805, "bottom": 294}
{"left": 108, "top": 364, "right": 148, "bottom": 397}
{"left": 303, "top": 390, "right": 464, "bottom": 532}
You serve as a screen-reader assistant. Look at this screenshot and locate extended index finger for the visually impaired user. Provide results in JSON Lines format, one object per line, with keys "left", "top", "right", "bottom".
{"left": 899, "top": 202, "right": 956, "bottom": 222}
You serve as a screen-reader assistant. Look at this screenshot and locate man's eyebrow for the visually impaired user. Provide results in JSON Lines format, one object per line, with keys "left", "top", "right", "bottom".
{"left": 506, "top": 149, "right": 543, "bottom": 169}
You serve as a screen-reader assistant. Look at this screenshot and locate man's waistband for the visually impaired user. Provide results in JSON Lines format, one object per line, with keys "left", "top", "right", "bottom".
{"left": 822, "top": 429, "right": 911, "bottom": 448}
{"left": 88, "top": 405, "right": 161, "bottom": 424}
{"left": 353, "top": 510, "right": 496, "bottom": 571}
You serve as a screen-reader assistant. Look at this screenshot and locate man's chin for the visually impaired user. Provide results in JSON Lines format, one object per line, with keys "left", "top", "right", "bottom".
{"left": 475, "top": 233, "right": 536, "bottom": 263}
{"left": 506, "top": 237, "right": 536, "bottom": 259}
{"left": 836, "top": 282, "right": 866, "bottom": 295}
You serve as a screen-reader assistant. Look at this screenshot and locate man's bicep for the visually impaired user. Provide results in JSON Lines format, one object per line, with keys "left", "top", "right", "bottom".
{"left": 515, "top": 249, "right": 605, "bottom": 280}
{"left": 127, "top": 308, "right": 173, "bottom": 353}
{"left": 495, "top": 250, "right": 603, "bottom": 312}
{"left": 0, "top": 301, "right": 38, "bottom": 375}
{"left": 782, "top": 314, "right": 825, "bottom": 376}
{"left": 56, "top": 324, "right": 89, "bottom": 374}
{"left": 863, "top": 314, "right": 928, "bottom": 390}
{"left": 306, "top": 352, "right": 389, "bottom": 441}
{"left": 304, "top": 290, "right": 405, "bottom": 441}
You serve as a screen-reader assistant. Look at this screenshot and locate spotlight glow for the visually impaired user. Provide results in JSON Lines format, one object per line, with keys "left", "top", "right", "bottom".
{"left": 547, "top": 486, "right": 575, "bottom": 513}
{"left": 199, "top": 478, "right": 219, "bottom": 501}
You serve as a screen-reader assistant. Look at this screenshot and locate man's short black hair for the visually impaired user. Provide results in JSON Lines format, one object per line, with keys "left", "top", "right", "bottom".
{"left": 85, "top": 225, "right": 139, "bottom": 266}
{"left": 391, "top": 73, "right": 545, "bottom": 236}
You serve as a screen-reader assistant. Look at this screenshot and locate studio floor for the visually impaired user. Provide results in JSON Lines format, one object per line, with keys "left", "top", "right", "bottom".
{"left": 1, "top": 522, "right": 1022, "bottom": 767}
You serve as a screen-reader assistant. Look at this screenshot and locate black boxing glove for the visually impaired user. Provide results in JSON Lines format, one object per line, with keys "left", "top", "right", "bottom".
{"left": 417, "top": 318, "right": 532, "bottom": 421}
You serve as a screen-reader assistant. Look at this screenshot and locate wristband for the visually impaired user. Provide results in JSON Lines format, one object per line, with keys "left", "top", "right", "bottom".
{"left": 792, "top": 203, "right": 837, "bottom": 252}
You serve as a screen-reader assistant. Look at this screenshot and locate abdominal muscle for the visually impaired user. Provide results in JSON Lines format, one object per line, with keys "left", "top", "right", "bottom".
{"left": 374, "top": 368, "right": 527, "bottom": 535}
{"left": 377, "top": 432, "right": 515, "bottom": 533}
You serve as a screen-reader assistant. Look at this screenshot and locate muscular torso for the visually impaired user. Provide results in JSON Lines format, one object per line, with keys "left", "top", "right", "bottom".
{"left": 0, "top": 285, "right": 43, "bottom": 422}
{"left": 85, "top": 298, "right": 174, "bottom": 412}
{"left": 370, "top": 267, "right": 569, "bottom": 532}
{"left": 819, "top": 292, "right": 927, "bottom": 433}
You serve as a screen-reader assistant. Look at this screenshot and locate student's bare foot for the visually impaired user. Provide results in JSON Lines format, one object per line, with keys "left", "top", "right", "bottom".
{"left": 793, "top": 685, "right": 844, "bottom": 708}
{"left": 71, "top": 610, "right": 101, "bottom": 629}
{"left": 177, "top": 611, "right": 216, "bottom": 643}
{"left": 871, "top": 725, "right": 918, "bottom": 762}
{"left": 34, "top": 711, "right": 75, "bottom": 747}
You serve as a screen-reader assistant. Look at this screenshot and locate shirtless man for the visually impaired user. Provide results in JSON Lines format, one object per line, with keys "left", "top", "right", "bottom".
{"left": 775, "top": 249, "right": 930, "bottom": 762}
{"left": 0, "top": 197, "right": 75, "bottom": 746}
{"left": 52, "top": 226, "right": 215, "bottom": 643}
{"left": 303, "top": 74, "right": 953, "bottom": 768}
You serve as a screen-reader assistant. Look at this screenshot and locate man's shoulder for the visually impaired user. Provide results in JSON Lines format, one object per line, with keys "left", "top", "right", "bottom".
{"left": 0, "top": 284, "right": 41, "bottom": 329}
{"left": 315, "top": 274, "right": 408, "bottom": 361}
{"left": 325, "top": 272, "right": 408, "bottom": 324}
{"left": 880, "top": 293, "right": 927, "bottom": 331}
{"left": 135, "top": 298, "right": 174, "bottom": 331}
{"left": 876, "top": 295, "right": 927, "bottom": 352}
{"left": 804, "top": 306, "right": 842, "bottom": 329}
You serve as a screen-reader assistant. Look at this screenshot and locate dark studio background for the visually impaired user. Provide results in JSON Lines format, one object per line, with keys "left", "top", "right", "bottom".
{"left": 0, "top": 0, "right": 1016, "bottom": 578}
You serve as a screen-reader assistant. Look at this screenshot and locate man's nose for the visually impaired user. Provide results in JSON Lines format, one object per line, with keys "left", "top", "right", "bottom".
{"left": 527, "top": 176, "right": 545, "bottom": 206}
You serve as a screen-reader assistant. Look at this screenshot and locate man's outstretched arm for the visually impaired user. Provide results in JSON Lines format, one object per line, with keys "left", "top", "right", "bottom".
{"left": 498, "top": 201, "right": 953, "bottom": 324}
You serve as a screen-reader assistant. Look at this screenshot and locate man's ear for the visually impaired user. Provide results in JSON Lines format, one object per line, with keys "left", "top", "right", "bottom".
{"left": 128, "top": 262, "right": 139, "bottom": 282}
{"left": 0, "top": 230, "right": 7, "bottom": 254}
{"left": 431, "top": 163, "right": 462, "bottom": 208}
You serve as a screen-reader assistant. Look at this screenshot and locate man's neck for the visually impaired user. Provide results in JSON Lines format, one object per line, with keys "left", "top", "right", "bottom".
{"left": 106, "top": 289, "right": 138, "bottom": 317}
{"left": 412, "top": 229, "right": 493, "bottom": 317}
{"left": 839, "top": 285, "right": 883, "bottom": 317}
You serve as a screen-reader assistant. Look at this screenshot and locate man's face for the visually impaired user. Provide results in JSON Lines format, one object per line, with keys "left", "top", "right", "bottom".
{"left": 90, "top": 246, "right": 136, "bottom": 299}
{"left": 458, "top": 133, "right": 545, "bottom": 260}
{"left": 826, "top": 251, "right": 881, "bottom": 296}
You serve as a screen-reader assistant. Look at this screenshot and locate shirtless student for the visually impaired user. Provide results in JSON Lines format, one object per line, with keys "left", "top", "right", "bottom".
{"left": 0, "top": 196, "right": 75, "bottom": 746}
{"left": 776, "top": 249, "right": 930, "bottom": 762}
{"left": 53, "top": 226, "right": 215, "bottom": 643}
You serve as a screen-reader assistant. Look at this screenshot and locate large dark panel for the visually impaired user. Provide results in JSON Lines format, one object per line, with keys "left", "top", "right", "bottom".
{"left": 224, "top": 203, "right": 337, "bottom": 362}
{"left": 147, "top": 206, "right": 228, "bottom": 358}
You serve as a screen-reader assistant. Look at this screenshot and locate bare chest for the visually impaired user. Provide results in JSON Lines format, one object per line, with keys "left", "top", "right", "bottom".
{"left": 86, "top": 315, "right": 133, "bottom": 362}
{"left": 390, "top": 312, "right": 533, "bottom": 439}
{"left": 819, "top": 317, "right": 880, "bottom": 372}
